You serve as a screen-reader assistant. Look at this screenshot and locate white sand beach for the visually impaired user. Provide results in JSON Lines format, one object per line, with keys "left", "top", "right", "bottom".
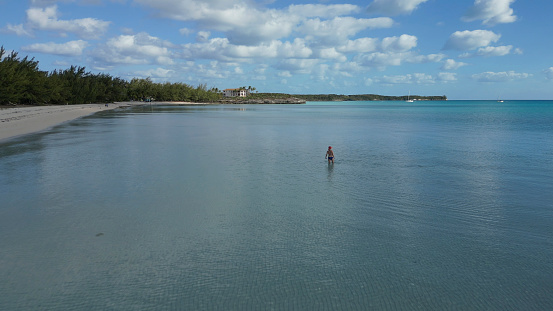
{"left": 0, "top": 101, "right": 216, "bottom": 141}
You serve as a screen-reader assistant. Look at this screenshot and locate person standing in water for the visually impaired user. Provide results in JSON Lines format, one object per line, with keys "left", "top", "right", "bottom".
{"left": 326, "top": 146, "right": 334, "bottom": 164}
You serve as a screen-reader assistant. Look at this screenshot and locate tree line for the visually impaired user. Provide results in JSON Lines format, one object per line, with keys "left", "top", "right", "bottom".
{"left": 0, "top": 47, "right": 221, "bottom": 106}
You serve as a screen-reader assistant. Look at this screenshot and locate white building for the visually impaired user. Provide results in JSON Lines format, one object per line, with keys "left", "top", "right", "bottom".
{"left": 223, "top": 88, "right": 249, "bottom": 97}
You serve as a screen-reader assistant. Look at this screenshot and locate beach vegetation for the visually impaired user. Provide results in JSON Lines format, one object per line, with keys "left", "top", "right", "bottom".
{"left": 0, "top": 46, "right": 221, "bottom": 106}
{"left": 0, "top": 47, "right": 50, "bottom": 105}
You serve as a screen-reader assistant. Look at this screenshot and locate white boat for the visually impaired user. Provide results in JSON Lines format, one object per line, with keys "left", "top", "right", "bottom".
{"left": 406, "top": 91, "right": 414, "bottom": 102}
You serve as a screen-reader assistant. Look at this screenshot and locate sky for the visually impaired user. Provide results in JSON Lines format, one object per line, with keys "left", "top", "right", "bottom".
{"left": 1, "top": 0, "right": 553, "bottom": 100}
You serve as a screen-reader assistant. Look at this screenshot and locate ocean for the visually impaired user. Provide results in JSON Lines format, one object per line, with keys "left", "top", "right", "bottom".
{"left": 1, "top": 100, "right": 552, "bottom": 310}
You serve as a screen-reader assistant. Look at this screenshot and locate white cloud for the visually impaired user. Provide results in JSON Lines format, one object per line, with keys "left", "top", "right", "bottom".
{"left": 135, "top": 0, "right": 299, "bottom": 44}
{"left": 444, "top": 30, "right": 500, "bottom": 50}
{"left": 338, "top": 38, "right": 379, "bottom": 53}
{"left": 337, "top": 34, "right": 426, "bottom": 69}
{"left": 180, "top": 61, "right": 231, "bottom": 80}
{"left": 95, "top": 32, "right": 174, "bottom": 65}
{"left": 374, "top": 72, "right": 458, "bottom": 84}
{"left": 279, "top": 39, "right": 313, "bottom": 58}
{"left": 463, "top": 0, "right": 517, "bottom": 26}
{"left": 134, "top": 0, "right": 246, "bottom": 21}
{"left": 179, "top": 28, "right": 193, "bottom": 36}
{"left": 287, "top": 4, "right": 360, "bottom": 18}
{"left": 21, "top": 40, "right": 88, "bottom": 56}
{"left": 381, "top": 34, "right": 417, "bottom": 52}
{"left": 367, "top": 0, "right": 430, "bottom": 16}
{"left": 3, "top": 24, "right": 33, "bottom": 36}
{"left": 224, "top": 8, "right": 299, "bottom": 45}
{"left": 180, "top": 38, "right": 312, "bottom": 61}
{"left": 254, "top": 64, "right": 268, "bottom": 75}
{"left": 544, "top": 67, "right": 553, "bottom": 80}
{"left": 313, "top": 63, "right": 330, "bottom": 81}
{"left": 227, "top": 41, "right": 281, "bottom": 58}
{"left": 442, "top": 59, "right": 467, "bottom": 70}
{"left": 135, "top": 1, "right": 391, "bottom": 45}
{"left": 411, "top": 73, "right": 435, "bottom": 84}
{"left": 475, "top": 45, "right": 512, "bottom": 57}
{"left": 196, "top": 31, "right": 210, "bottom": 42}
{"left": 315, "top": 48, "right": 347, "bottom": 62}
{"left": 278, "top": 71, "right": 292, "bottom": 78}
{"left": 410, "top": 53, "right": 446, "bottom": 63}
{"left": 459, "top": 45, "right": 517, "bottom": 58}
{"left": 472, "top": 71, "right": 531, "bottom": 82}
{"left": 333, "top": 62, "right": 364, "bottom": 76}
{"left": 355, "top": 50, "right": 444, "bottom": 70}
{"left": 356, "top": 52, "right": 405, "bottom": 68}
{"left": 180, "top": 38, "right": 230, "bottom": 61}
{"left": 135, "top": 67, "right": 175, "bottom": 79}
{"left": 24, "top": 5, "right": 110, "bottom": 39}
{"left": 438, "top": 72, "right": 457, "bottom": 82}
{"left": 376, "top": 73, "right": 435, "bottom": 84}
{"left": 233, "top": 66, "right": 243, "bottom": 74}
{"left": 277, "top": 59, "right": 320, "bottom": 74}
{"left": 336, "top": 34, "right": 417, "bottom": 55}
{"left": 16, "top": 0, "right": 528, "bottom": 93}
{"left": 299, "top": 17, "right": 393, "bottom": 46}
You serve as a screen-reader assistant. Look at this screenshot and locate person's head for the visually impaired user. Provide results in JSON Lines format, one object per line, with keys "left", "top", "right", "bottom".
{"left": 328, "top": 146, "right": 332, "bottom": 149}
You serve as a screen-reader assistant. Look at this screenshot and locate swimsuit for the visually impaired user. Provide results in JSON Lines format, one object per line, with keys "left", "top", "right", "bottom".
{"left": 328, "top": 157, "right": 333, "bottom": 160}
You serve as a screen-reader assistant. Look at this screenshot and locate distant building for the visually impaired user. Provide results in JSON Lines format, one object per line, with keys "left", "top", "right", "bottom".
{"left": 224, "top": 88, "right": 250, "bottom": 97}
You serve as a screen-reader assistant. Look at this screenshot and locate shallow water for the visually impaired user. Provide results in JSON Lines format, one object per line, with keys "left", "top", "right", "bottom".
{"left": 1, "top": 101, "right": 552, "bottom": 310}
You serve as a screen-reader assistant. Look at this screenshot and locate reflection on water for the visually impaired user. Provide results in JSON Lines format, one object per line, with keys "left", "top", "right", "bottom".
{"left": 1, "top": 101, "right": 553, "bottom": 310}
{"left": 327, "top": 162, "right": 334, "bottom": 182}
{"left": 132, "top": 104, "right": 252, "bottom": 114}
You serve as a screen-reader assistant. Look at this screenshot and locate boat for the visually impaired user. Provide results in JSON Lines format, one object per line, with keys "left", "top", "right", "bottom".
{"left": 406, "top": 91, "right": 414, "bottom": 102}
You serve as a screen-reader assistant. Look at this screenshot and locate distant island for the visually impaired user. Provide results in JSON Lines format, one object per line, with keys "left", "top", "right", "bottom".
{"left": 294, "top": 94, "right": 447, "bottom": 102}
{"left": 218, "top": 92, "right": 447, "bottom": 104}
{"left": 218, "top": 92, "right": 306, "bottom": 104}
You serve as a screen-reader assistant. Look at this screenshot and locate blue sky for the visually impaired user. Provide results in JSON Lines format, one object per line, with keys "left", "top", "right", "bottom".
{"left": 1, "top": 0, "right": 552, "bottom": 99}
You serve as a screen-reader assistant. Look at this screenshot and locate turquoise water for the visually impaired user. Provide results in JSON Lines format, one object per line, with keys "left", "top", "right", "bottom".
{"left": 1, "top": 100, "right": 552, "bottom": 310}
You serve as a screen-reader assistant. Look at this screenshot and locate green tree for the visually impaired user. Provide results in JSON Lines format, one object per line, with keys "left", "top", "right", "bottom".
{"left": 0, "top": 47, "right": 49, "bottom": 105}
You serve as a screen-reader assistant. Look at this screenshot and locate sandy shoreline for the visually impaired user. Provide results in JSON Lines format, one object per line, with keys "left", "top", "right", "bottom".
{"left": 0, "top": 101, "right": 212, "bottom": 141}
